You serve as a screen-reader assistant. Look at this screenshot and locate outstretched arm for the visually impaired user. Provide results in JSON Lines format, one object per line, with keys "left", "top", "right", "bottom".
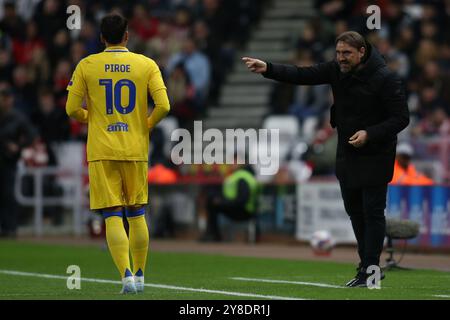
{"left": 242, "top": 56, "right": 334, "bottom": 85}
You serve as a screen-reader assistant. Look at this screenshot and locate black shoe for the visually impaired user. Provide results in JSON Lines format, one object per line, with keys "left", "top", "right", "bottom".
{"left": 346, "top": 271, "right": 368, "bottom": 287}
{"left": 345, "top": 264, "right": 364, "bottom": 287}
{"left": 346, "top": 266, "right": 385, "bottom": 288}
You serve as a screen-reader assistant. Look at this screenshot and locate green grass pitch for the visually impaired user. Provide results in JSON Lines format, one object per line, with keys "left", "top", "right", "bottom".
{"left": 0, "top": 240, "right": 449, "bottom": 300}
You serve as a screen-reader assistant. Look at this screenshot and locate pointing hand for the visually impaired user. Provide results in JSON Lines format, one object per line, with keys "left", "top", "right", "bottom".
{"left": 242, "top": 57, "right": 267, "bottom": 74}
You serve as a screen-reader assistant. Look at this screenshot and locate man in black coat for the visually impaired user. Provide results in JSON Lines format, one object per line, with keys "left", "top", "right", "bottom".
{"left": 243, "top": 31, "right": 409, "bottom": 287}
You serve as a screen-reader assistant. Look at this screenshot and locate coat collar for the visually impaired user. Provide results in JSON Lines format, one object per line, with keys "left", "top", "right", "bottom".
{"left": 353, "top": 43, "right": 386, "bottom": 81}
{"left": 338, "top": 43, "right": 386, "bottom": 82}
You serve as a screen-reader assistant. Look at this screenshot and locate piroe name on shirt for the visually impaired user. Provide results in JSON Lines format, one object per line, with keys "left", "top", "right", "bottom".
{"left": 105, "top": 64, "right": 130, "bottom": 72}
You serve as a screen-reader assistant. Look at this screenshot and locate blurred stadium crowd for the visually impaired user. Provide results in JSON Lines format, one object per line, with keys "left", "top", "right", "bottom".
{"left": 0, "top": 0, "right": 266, "bottom": 163}
{"left": 0, "top": 0, "right": 449, "bottom": 237}
{"left": 0, "top": 0, "right": 267, "bottom": 236}
{"left": 0, "top": 0, "right": 449, "bottom": 177}
{"left": 295, "top": 0, "right": 450, "bottom": 131}
{"left": 272, "top": 0, "right": 450, "bottom": 178}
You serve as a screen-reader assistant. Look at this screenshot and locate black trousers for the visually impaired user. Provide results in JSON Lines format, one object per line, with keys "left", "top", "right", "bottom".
{"left": 339, "top": 182, "right": 388, "bottom": 268}
{"left": 0, "top": 164, "right": 18, "bottom": 237}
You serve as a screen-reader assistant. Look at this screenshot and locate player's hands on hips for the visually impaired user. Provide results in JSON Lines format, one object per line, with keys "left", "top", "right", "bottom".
{"left": 349, "top": 130, "right": 368, "bottom": 148}
{"left": 242, "top": 57, "right": 267, "bottom": 74}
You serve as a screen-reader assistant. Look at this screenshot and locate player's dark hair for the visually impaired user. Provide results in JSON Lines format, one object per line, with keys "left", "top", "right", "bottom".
{"left": 335, "top": 31, "right": 367, "bottom": 51}
{"left": 100, "top": 14, "right": 128, "bottom": 45}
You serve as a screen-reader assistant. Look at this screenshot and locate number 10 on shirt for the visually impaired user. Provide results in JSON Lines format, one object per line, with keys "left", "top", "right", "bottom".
{"left": 99, "top": 79, "right": 136, "bottom": 115}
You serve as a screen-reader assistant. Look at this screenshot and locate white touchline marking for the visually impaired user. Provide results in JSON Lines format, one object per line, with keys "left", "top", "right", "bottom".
{"left": 231, "top": 277, "right": 345, "bottom": 289}
{"left": 0, "top": 293, "right": 64, "bottom": 297}
{"left": 0, "top": 269, "right": 303, "bottom": 300}
{"left": 433, "top": 295, "right": 450, "bottom": 298}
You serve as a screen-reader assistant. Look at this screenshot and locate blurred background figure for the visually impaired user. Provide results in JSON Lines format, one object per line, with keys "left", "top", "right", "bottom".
{"left": 391, "top": 143, "right": 434, "bottom": 186}
{"left": 166, "top": 62, "right": 196, "bottom": 129}
{"left": 411, "top": 108, "right": 450, "bottom": 138}
{"left": 31, "top": 87, "right": 70, "bottom": 147}
{"left": 304, "top": 114, "right": 338, "bottom": 176}
{"left": 148, "top": 160, "right": 179, "bottom": 239}
{"left": 0, "top": 83, "right": 35, "bottom": 237}
{"left": 200, "top": 155, "right": 260, "bottom": 242}
{"left": 167, "top": 37, "right": 211, "bottom": 115}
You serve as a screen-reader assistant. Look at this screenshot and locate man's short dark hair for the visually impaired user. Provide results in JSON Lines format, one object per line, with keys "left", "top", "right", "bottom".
{"left": 335, "top": 31, "right": 367, "bottom": 51}
{"left": 100, "top": 14, "right": 128, "bottom": 45}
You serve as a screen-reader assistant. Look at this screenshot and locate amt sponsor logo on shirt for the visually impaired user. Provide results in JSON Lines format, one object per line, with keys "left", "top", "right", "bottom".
{"left": 107, "top": 122, "right": 129, "bottom": 132}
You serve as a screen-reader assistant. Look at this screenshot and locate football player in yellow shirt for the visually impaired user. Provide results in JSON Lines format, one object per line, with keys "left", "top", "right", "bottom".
{"left": 66, "top": 14, "right": 170, "bottom": 294}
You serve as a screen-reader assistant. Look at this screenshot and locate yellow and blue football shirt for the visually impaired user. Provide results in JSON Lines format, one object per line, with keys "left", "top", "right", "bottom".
{"left": 66, "top": 46, "right": 169, "bottom": 162}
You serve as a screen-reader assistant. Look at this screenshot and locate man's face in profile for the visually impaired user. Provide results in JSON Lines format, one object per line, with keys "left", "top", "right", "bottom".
{"left": 336, "top": 41, "right": 365, "bottom": 73}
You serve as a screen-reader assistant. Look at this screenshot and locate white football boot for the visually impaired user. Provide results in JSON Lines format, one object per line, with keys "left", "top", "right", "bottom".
{"left": 120, "top": 270, "right": 137, "bottom": 294}
{"left": 134, "top": 269, "right": 144, "bottom": 293}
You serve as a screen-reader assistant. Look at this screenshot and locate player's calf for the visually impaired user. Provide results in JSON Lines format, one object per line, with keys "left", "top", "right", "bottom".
{"left": 126, "top": 206, "right": 149, "bottom": 293}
